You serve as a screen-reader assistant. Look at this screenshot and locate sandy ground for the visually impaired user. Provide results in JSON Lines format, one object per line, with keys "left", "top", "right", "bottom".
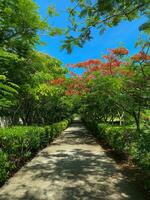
{"left": 0, "top": 119, "right": 146, "bottom": 200}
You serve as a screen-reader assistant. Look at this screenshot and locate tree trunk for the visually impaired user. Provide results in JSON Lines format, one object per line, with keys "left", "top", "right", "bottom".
{"left": 133, "top": 108, "right": 141, "bottom": 131}
{"left": 118, "top": 111, "right": 124, "bottom": 126}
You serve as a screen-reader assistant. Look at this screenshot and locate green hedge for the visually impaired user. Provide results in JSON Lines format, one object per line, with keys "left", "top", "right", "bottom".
{"left": 85, "top": 120, "right": 150, "bottom": 168}
{"left": 96, "top": 124, "right": 135, "bottom": 152}
{"left": 84, "top": 119, "right": 150, "bottom": 190}
{"left": 0, "top": 119, "right": 71, "bottom": 185}
{"left": 0, "top": 151, "right": 10, "bottom": 183}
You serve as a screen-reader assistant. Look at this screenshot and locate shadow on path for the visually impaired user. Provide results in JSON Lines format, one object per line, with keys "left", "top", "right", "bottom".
{"left": 0, "top": 119, "right": 146, "bottom": 200}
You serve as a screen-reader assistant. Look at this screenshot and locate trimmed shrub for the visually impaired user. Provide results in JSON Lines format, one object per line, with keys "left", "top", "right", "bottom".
{"left": 84, "top": 118, "right": 150, "bottom": 190}
{"left": 97, "top": 124, "right": 135, "bottom": 152}
{"left": 0, "top": 151, "right": 10, "bottom": 184}
{"left": 0, "top": 118, "right": 71, "bottom": 185}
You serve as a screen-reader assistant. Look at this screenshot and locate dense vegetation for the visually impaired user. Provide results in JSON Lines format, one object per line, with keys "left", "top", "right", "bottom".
{"left": 52, "top": 45, "right": 150, "bottom": 190}
{"left": 0, "top": 0, "right": 149, "bottom": 192}
{"left": 0, "top": 0, "right": 74, "bottom": 125}
{"left": 0, "top": 119, "right": 72, "bottom": 185}
{"left": 0, "top": 0, "right": 74, "bottom": 184}
{"left": 62, "top": 0, "right": 150, "bottom": 52}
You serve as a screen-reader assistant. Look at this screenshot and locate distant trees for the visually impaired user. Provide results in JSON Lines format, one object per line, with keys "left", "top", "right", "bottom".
{"left": 1, "top": 0, "right": 149, "bottom": 127}
{"left": 52, "top": 45, "right": 150, "bottom": 131}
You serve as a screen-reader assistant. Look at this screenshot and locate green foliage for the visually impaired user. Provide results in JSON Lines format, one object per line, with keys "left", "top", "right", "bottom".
{"left": 0, "top": 0, "right": 72, "bottom": 125}
{"left": 80, "top": 45, "right": 150, "bottom": 130}
{"left": 129, "top": 129, "right": 150, "bottom": 169}
{"left": 49, "top": 27, "right": 64, "bottom": 37}
{"left": 85, "top": 119, "right": 134, "bottom": 151}
{"left": 47, "top": 6, "right": 59, "bottom": 17}
{"left": 0, "top": 48, "right": 20, "bottom": 62}
{"left": 78, "top": 45, "right": 150, "bottom": 190}
{"left": 0, "top": 48, "right": 71, "bottom": 124}
{"left": 0, "top": 151, "right": 10, "bottom": 184}
{"left": 80, "top": 75, "right": 124, "bottom": 125}
{"left": 84, "top": 118, "right": 150, "bottom": 189}
{"left": 0, "top": 118, "right": 71, "bottom": 184}
{"left": 0, "top": 75, "right": 19, "bottom": 109}
{"left": 61, "top": 0, "right": 149, "bottom": 52}
{"left": 0, "top": 120, "right": 70, "bottom": 157}
{"left": 0, "top": 0, "right": 47, "bottom": 55}
{"left": 139, "top": 21, "right": 150, "bottom": 34}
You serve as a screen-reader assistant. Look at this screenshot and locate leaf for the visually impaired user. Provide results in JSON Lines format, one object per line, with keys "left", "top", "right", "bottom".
{"left": 47, "top": 6, "right": 59, "bottom": 17}
{"left": 79, "top": 9, "right": 88, "bottom": 18}
{"left": 99, "top": 27, "right": 106, "bottom": 35}
{"left": 112, "top": 16, "right": 120, "bottom": 26}
{"left": 49, "top": 27, "right": 64, "bottom": 36}
{"left": 139, "top": 22, "right": 150, "bottom": 34}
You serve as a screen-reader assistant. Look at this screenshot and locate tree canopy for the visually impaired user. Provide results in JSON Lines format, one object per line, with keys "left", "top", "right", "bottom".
{"left": 0, "top": 0, "right": 74, "bottom": 125}
{"left": 61, "top": 0, "right": 150, "bottom": 53}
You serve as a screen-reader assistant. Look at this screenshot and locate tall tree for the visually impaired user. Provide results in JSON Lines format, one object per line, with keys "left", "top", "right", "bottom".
{"left": 0, "top": 0, "right": 47, "bottom": 56}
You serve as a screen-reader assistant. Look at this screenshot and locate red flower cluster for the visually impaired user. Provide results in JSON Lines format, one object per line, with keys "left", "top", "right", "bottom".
{"left": 70, "top": 71, "right": 78, "bottom": 77}
{"left": 64, "top": 77, "right": 90, "bottom": 96}
{"left": 65, "top": 90, "right": 81, "bottom": 96}
{"left": 51, "top": 77, "right": 66, "bottom": 85}
{"left": 67, "top": 59, "right": 101, "bottom": 68}
{"left": 52, "top": 47, "right": 135, "bottom": 96}
{"left": 89, "top": 66, "right": 101, "bottom": 73}
{"left": 86, "top": 74, "right": 95, "bottom": 80}
{"left": 131, "top": 52, "right": 150, "bottom": 62}
{"left": 116, "top": 68, "right": 134, "bottom": 77}
{"left": 111, "top": 47, "right": 129, "bottom": 55}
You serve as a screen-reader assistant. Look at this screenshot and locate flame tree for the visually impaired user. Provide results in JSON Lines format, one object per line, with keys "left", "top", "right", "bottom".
{"left": 51, "top": 45, "right": 150, "bottom": 130}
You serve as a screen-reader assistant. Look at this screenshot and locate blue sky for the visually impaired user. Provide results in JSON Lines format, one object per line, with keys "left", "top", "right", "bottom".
{"left": 35, "top": 0, "right": 147, "bottom": 68}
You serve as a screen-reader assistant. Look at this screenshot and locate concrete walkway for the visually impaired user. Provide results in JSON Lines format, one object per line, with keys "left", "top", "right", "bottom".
{"left": 0, "top": 119, "right": 146, "bottom": 200}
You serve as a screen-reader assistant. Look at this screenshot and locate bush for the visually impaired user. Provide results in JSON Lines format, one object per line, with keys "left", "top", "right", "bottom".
{"left": 0, "top": 151, "right": 10, "bottom": 184}
{"left": 85, "top": 120, "right": 150, "bottom": 168}
{"left": 97, "top": 124, "right": 136, "bottom": 152}
{"left": 0, "top": 118, "right": 71, "bottom": 185}
{"left": 129, "top": 129, "right": 150, "bottom": 169}
{"left": 84, "top": 118, "right": 150, "bottom": 190}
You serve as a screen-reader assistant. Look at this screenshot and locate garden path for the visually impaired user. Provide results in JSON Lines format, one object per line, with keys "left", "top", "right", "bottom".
{"left": 0, "top": 118, "right": 146, "bottom": 200}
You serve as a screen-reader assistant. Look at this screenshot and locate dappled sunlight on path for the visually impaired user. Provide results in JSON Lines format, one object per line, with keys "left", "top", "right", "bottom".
{"left": 0, "top": 119, "right": 146, "bottom": 200}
